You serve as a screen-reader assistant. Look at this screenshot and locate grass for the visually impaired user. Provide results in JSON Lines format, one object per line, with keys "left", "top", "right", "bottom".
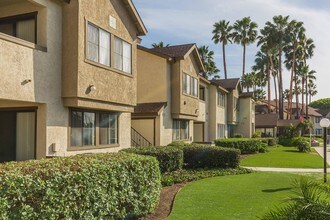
{"left": 169, "top": 172, "right": 299, "bottom": 220}
{"left": 240, "top": 146, "right": 325, "bottom": 168}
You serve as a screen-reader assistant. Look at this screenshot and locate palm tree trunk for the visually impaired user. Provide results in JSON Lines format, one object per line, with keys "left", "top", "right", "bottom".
{"left": 279, "top": 48, "right": 284, "bottom": 120}
{"left": 242, "top": 44, "right": 246, "bottom": 77}
{"left": 267, "top": 58, "right": 271, "bottom": 113}
{"left": 270, "top": 57, "right": 278, "bottom": 113}
{"left": 288, "top": 41, "right": 297, "bottom": 119}
{"left": 295, "top": 78, "right": 299, "bottom": 118}
{"left": 301, "top": 77, "right": 305, "bottom": 116}
{"left": 222, "top": 43, "right": 227, "bottom": 79}
{"left": 305, "top": 59, "right": 309, "bottom": 118}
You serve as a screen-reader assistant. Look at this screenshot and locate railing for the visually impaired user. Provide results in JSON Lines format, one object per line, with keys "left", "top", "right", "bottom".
{"left": 131, "top": 127, "right": 152, "bottom": 147}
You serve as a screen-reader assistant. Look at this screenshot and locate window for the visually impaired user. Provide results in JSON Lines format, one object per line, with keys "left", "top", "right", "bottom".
{"left": 217, "top": 91, "right": 226, "bottom": 107}
{"left": 182, "top": 73, "right": 198, "bottom": 97}
{"left": 87, "top": 22, "right": 110, "bottom": 66}
{"left": 99, "top": 113, "right": 118, "bottom": 145}
{"left": 114, "top": 37, "right": 132, "bottom": 74}
{"left": 0, "top": 12, "right": 37, "bottom": 44}
{"left": 217, "top": 124, "right": 225, "bottom": 138}
{"left": 71, "top": 111, "right": 96, "bottom": 147}
{"left": 70, "top": 110, "right": 118, "bottom": 148}
{"left": 199, "top": 86, "right": 205, "bottom": 101}
{"left": 173, "top": 120, "right": 189, "bottom": 140}
{"left": 315, "top": 117, "right": 321, "bottom": 123}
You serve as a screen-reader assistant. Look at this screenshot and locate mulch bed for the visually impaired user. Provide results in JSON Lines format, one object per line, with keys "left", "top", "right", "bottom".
{"left": 140, "top": 183, "right": 186, "bottom": 220}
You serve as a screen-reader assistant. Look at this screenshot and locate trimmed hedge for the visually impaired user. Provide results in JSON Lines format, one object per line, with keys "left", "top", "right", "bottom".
{"left": 121, "top": 146, "right": 183, "bottom": 173}
{"left": 182, "top": 146, "right": 240, "bottom": 169}
{"left": 214, "top": 138, "right": 266, "bottom": 154}
{"left": 0, "top": 153, "right": 161, "bottom": 219}
{"left": 258, "top": 138, "right": 278, "bottom": 146}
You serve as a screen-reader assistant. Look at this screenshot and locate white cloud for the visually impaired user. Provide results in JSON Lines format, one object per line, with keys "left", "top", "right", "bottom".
{"left": 135, "top": 0, "right": 330, "bottom": 100}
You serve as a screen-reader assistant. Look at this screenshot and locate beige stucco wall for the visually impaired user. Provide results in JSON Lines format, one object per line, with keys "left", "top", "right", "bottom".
{"left": 132, "top": 118, "right": 155, "bottom": 145}
{"left": 137, "top": 48, "right": 168, "bottom": 103}
{"left": 0, "top": 0, "right": 68, "bottom": 158}
{"left": 62, "top": 0, "right": 139, "bottom": 110}
{"left": 234, "top": 97, "right": 254, "bottom": 138}
{"left": 227, "top": 89, "right": 239, "bottom": 124}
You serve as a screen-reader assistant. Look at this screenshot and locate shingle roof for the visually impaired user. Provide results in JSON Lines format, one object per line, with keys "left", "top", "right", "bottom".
{"left": 210, "top": 78, "right": 241, "bottom": 90}
{"left": 255, "top": 114, "right": 278, "bottom": 128}
{"left": 264, "top": 100, "right": 322, "bottom": 117}
{"left": 133, "top": 102, "right": 167, "bottom": 115}
{"left": 150, "top": 44, "right": 195, "bottom": 59}
{"left": 316, "top": 109, "right": 330, "bottom": 117}
{"left": 278, "top": 119, "right": 301, "bottom": 127}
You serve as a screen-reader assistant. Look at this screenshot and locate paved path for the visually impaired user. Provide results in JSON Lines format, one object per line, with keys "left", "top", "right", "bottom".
{"left": 313, "top": 147, "right": 330, "bottom": 165}
{"left": 242, "top": 166, "right": 329, "bottom": 173}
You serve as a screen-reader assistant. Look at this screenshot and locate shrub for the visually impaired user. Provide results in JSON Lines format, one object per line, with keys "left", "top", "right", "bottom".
{"left": 252, "top": 131, "right": 262, "bottom": 138}
{"left": 278, "top": 136, "right": 292, "bottom": 146}
{"left": 0, "top": 153, "right": 161, "bottom": 219}
{"left": 234, "top": 133, "right": 244, "bottom": 138}
{"left": 291, "top": 137, "right": 311, "bottom": 152}
{"left": 214, "top": 138, "right": 266, "bottom": 154}
{"left": 161, "top": 168, "right": 253, "bottom": 186}
{"left": 182, "top": 145, "right": 240, "bottom": 169}
{"left": 257, "top": 138, "right": 278, "bottom": 146}
{"left": 121, "top": 146, "right": 183, "bottom": 173}
{"left": 167, "top": 141, "right": 190, "bottom": 147}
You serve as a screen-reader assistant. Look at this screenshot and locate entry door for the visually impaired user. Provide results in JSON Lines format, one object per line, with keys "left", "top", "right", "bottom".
{"left": 0, "top": 111, "right": 35, "bottom": 162}
{"left": 16, "top": 112, "right": 36, "bottom": 161}
{"left": 0, "top": 112, "right": 16, "bottom": 162}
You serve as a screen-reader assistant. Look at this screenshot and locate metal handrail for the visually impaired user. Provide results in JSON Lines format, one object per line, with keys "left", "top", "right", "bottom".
{"left": 131, "top": 127, "right": 152, "bottom": 147}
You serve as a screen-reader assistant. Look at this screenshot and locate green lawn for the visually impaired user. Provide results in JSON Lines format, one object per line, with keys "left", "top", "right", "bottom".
{"left": 169, "top": 172, "right": 298, "bottom": 220}
{"left": 240, "top": 146, "right": 325, "bottom": 168}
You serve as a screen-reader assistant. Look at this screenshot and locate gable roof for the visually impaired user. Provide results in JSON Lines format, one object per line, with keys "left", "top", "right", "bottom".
{"left": 210, "top": 78, "right": 241, "bottom": 91}
{"left": 149, "top": 43, "right": 205, "bottom": 72}
{"left": 63, "top": 0, "right": 147, "bottom": 36}
{"left": 255, "top": 113, "right": 278, "bottom": 128}
{"left": 133, "top": 102, "right": 167, "bottom": 115}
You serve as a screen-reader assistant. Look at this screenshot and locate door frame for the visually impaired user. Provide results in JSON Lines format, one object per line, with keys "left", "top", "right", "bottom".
{"left": 193, "top": 122, "right": 205, "bottom": 142}
{"left": 0, "top": 107, "right": 37, "bottom": 161}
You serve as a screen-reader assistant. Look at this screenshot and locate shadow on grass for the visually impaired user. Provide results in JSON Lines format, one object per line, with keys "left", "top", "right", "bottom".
{"left": 283, "top": 150, "right": 301, "bottom": 153}
{"left": 262, "top": 187, "right": 292, "bottom": 193}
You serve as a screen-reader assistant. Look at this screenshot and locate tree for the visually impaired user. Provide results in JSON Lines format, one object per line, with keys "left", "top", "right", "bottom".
{"left": 212, "top": 20, "right": 233, "bottom": 79}
{"left": 308, "top": 82, "right": 317, "bottom": 103}
{"left": 254, "top": 89, "right": 266, "bottom": 101}
{"left": 198, "top": 45, "right": 220, "bottom": 79}
{"left": 269, "top": 15, "right": 290, "bottom": 120}
{"left": 232, "top": 17, "right": 258, "bottom": 77}
{"left": 310, "top": 98, "right": 330, "bottom": 110}
{"left": 241, "top": 72, "right": 256, "bottom": 92}
{"left": 284, "top": 20, "right": 305, "bottom": 119}
{"left": 152, "top": 41, "right": 170, "bottom": 48}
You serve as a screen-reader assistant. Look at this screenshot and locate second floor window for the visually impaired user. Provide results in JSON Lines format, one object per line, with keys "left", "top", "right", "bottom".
{"left": 199, "top": 86, "right": 205, "bottom": 101}
{"left": 114, "top": 37, "right": 132, "bottom": 74}
{"left": 183, "top": 73, "right": 198, "bottom": 97}
{"left": 217, "top": 91, "right": 226, "bottom": 107}
{"left": 87, "top": 22, "right": 110, "bottom": 66}
{"left": 0, "top": 12, "right": 37, "bottom": 44}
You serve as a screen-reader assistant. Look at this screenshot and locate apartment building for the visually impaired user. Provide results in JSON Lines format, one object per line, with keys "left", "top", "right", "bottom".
{"left": 133, "top": 45, "right": 255, "bottom": 146}
{"left": 0, "top": 0, "right": 147, "bottom": 162}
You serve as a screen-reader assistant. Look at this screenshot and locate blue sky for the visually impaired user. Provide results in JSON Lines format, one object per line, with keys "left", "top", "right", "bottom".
{"left": 133, "top": 0, "right": 330, "bottom": 100}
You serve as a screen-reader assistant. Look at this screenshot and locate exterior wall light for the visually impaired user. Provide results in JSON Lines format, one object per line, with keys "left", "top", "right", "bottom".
{"left": 89, "top": 85, "right": 96, "bottom": 92}
{"left": 320, "top": 118, "right": 330, "bottom": 183}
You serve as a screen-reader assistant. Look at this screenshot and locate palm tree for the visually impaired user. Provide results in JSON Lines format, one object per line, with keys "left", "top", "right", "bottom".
{"left": 152, "top": 41, "right": 170, "bottom": 48}
{"left": 308, "top": 79, "right": 317, "bottom": 104}
{"left": 232, "top": 17, "right": 258, "bottom": 77}
{"left": 212, "top": 20, "right": 233, "bottom": 79}
{"left": 198, "top": 45, "right": 220, "bottom": 79}
{"left": 284, "top": 20, "right": 305, "bottom": 119}
{"left": 241, "top": 72, "right": 255, "bottom": 92}
{"left": 269, "top": 15, "right": 290, "bottom": 120}
{"left": 254, "top": 89, "right": 266, "bottom": 101}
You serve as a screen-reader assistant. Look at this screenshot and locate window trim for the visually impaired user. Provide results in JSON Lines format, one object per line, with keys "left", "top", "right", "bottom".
{"left": 86, "top": 21, "right": 111, "bottom": 67}
{"left": 173, "top": 119, "right": 190, "bottom": 141}
{"left": 182, "top": 73, "right": 199, "bottom": 98}
{"left": 0, "top": 11, "right": 38, "bottom": 44}
{"left": 199, "top": 86, "right": 206, "bottom": 101}
{"left": 114, "top": 36, "right": 132, "bottom": 74}
{"left": 68, "top": 109, "right": 120, "bottom": 151}
{"left": 217, "top": 91, "right": 226, "bottom": 108}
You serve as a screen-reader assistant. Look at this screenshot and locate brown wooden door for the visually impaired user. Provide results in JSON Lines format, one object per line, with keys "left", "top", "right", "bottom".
{"left": 0, "top": 112, "right": 16, "bottom": 162}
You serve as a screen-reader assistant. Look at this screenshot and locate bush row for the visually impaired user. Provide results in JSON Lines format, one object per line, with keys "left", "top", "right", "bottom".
{"left": 0, "top": 153, "right": 161, "bottom": 220}
{"left": 214, "top": 138, "right": 267, "bottom": 154}
{"left": 123, "top": 145, "right": 240, "bottom": 171}
{"left": 121, "top": 146, "right": 183, "bottom": 173}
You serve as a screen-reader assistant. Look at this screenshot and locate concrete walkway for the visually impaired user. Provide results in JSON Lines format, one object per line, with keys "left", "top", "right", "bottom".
{"left": 313, "top": 147, "right": 330, "bottom": 165}
{"left": 242, "top": 166, "right": 329, "bottom": 173}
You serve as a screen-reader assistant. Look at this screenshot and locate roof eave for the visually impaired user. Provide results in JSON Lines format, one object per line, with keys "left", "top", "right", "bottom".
{"left": 123, "top": 0, "right": 148, "bottom": 36}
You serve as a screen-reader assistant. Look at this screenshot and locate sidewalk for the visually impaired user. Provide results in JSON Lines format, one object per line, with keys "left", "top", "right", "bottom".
{"left": 313, "top": 147, "right": 330, "bottom": 165}
{"left": 242, "top": 166, "right": 329, "bottom": 173}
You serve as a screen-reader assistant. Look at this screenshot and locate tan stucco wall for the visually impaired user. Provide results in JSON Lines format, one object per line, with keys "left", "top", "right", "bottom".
{"left": 0, "top": 0, "right": 68, "bottom": 158}
{"left": 137, "top": 48, "right": 168, "bottom": 103}
{"left": 227, "top": 89, "right": 239, "bottom": 124}
{"left": 62, "top": 0, "right": 139, "bottom": 109}
{"left": 234, "top": 97, "right": 254, "bottom": 138}
{"left": 132, "top": 118, "right": 155, "bottom": 145}
{"left": 0, "top": 0, "right": 47, "bottom": 47}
